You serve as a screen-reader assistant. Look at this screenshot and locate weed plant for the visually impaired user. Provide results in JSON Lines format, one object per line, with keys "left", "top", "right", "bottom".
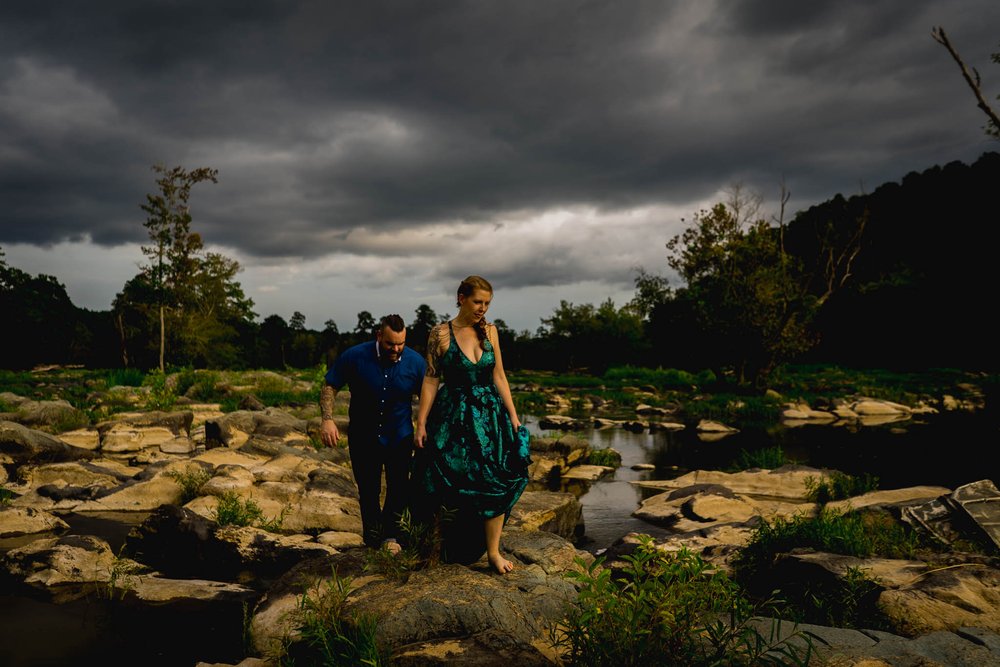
{"left": 166, "top": 468, "right": 213, "bottom": 504}
{"left": 732, "top": 446, "right": 791, "bottom": 471}
{"left": 556, "top": 536, "right": 815, "bottom": 666}
{"left": 364, "top": 509, "right": 440, "bottom": 581}
{"left": 0, "top": 488, "right": 16, "bottom": 505}
{"left": 805, "top": 472, "right": 879, "bottom": 504}
{"left": 280, "top": 568, "right": 386, "bottom": 666}
{"left": 106, "top": 367, "right": 145, "bottom": 388}
{"left": 213, "top": 491, "right": 288, "bottom": 532}
{"left": 104, "top": 546, "right": 143, "bottom": 601}
{"left": 144, "top": 371, "right": 177, "bottom": 410}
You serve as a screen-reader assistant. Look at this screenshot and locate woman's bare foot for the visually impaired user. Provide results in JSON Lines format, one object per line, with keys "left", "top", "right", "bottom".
{"left": 488, "top": 553, "right": 514, "bottom": 574}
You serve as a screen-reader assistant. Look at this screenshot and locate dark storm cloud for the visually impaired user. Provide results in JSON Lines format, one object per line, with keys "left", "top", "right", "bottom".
{"left": 1, "top": 0, "right": 997, "bottom": 271}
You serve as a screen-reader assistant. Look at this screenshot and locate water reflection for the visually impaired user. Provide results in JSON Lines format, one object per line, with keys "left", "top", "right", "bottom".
{"left": 522, "top": 411, "right": 999, "bottom": 553}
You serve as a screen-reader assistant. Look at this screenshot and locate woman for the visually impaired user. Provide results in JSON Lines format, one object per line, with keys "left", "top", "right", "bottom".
{"left": 413, "top": 275, "right": 530, "bottom": 574}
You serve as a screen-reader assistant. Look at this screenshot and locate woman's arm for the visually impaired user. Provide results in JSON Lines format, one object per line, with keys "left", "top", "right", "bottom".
{"left": 414, "top": 375, "right": 440, "bottom": 448}
{"left": 489, "top": 325, "right": 520, "bottom": 429}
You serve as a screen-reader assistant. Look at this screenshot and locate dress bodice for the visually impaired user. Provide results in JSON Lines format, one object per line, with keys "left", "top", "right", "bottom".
{"left": 439, "top": 323, "right": 495, "bottom": 387}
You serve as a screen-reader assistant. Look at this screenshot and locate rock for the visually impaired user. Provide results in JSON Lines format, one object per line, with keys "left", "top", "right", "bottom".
{"left": 648, "top": 421, "right": 685, "bottom": 432}
{"left": 562, "top": 464, "right": 613, "bottom": 481}
{"left": 0, "top": 420, "right": 97, "bottom": 465}
{"left": 851, "top": 399, "right": 912, "bottom": 416}
{"left": 1, "top": 534, "right": 120, "bottom": 602}
{"left": 11, "top": 399, "right": 87, "bottom": 429}
{"left": 878, "top": 564, "right": 1000, "bottom": 637}
{"left": 239, "top": 394, "right": 266, "bottom": 411}
{"left": 634, "top": 466, "right": 829, "bottom": 501}
{"left": 631, "top": 463, "right": 656, "bottom": 471}
{"left": 635, "top": 404, "right": 674, "bottom": 416}
{"left": 508, "top": 491, "right": 583, "bottom": 540}
{"left": 0, "top": 506, "right": 70, "bottom": 538}
{"left": 537, "top": 415, "right": 587, "bottom": 430}
{"left": 249, "top": 528, "right": 585, "bottom": 663}
{"left": 782, "top": 402, "right": 838, "bottom": 422}
{"left": 632, "top": 484, "right": 812, "bottom": 532}
{"left": 696, "top": 419, "right": 739, "bottom": 433}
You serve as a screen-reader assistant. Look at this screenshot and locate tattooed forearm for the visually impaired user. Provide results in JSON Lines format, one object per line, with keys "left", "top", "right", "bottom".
{"left": 320, "top": 384, "right": 337, "bottom": 420}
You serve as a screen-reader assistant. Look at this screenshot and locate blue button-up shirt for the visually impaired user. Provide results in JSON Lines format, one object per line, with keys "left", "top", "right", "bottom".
{"left": 325, "top": 340, "right": 426, "bottom": 447}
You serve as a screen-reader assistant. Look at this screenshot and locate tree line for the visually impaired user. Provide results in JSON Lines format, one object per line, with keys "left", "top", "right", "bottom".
{"left": 3, "top": 150, "right": 998, "bottom": 388}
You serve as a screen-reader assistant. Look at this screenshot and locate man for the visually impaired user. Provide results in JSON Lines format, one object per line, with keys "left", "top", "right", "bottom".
{"left": 319, "top": 314, "right": 426, "bottom": 552}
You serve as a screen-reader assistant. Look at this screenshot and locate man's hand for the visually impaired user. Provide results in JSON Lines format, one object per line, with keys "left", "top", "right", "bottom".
{"left": 414, "top": 423, "right": 427, "bottom": 449}
{"left": 320, "top": 419, "right": 340, "bottom": 447}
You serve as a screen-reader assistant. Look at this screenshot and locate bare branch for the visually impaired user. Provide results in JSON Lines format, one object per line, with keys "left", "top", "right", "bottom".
{"left": 932, "top": 26, "right": 1000, "bottom": 137}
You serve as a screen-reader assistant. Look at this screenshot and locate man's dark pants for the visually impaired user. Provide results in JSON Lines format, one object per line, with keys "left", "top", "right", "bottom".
{"left": 348, "top": 435, "right": 413, "bottom": 547}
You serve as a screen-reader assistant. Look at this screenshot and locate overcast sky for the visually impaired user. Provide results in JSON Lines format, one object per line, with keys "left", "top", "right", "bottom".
{"left": 2, "top": 1, "right": 998, "bottom": 333}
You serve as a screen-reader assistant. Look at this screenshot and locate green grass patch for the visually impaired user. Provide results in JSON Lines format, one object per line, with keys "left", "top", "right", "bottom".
{"left": 556, "top": 536, "right": 816, "bottom": 666}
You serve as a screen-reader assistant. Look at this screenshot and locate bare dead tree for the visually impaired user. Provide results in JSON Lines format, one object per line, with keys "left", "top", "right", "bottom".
{"left": 932, "top": 26, "right": 1000, "bottom": 138}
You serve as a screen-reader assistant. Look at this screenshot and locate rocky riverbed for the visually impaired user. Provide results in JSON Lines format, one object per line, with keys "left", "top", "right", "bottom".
{"left": 1, "top": 375, "right": 999, "bottom": 665}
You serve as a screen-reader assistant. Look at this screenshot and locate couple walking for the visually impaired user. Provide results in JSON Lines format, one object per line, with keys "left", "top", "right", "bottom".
{"left": 318, "top": 275, "right": 530, "bottom": 574}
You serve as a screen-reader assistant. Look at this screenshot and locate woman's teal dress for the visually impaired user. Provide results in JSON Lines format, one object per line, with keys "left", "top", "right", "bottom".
{"left": 415, "top": 322, "right": 530, "bottom": 521}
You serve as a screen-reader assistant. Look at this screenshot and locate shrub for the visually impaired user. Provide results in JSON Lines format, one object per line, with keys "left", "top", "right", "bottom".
{"left": 0, "top": 488, "right": 16, "bottom": 506}
{"left": 556, "top": 536, "right": 815, "bottom": 666}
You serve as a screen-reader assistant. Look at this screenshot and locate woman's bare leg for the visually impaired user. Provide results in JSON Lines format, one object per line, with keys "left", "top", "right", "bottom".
{"left": 484, "top": 514, "right": 513, "bottom": 573}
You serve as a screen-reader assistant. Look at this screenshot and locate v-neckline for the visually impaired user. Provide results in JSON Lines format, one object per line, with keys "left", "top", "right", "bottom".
{"left": 450, "top": 321, "right": 485, "bottom": 366}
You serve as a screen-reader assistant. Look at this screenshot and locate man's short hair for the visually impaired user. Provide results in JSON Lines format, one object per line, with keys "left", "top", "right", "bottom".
{"left": 379, "top": 314, "right": 405, "bottom": 333}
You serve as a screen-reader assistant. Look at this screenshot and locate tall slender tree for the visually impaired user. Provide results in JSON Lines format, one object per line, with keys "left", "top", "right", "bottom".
{"left": 140, "top": 164, "right": 218, "bottom": 371}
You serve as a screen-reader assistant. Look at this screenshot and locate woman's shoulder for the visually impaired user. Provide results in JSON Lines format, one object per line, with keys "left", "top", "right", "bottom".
{"left": 429, "top": 321, "right": 450, "bottom": 337}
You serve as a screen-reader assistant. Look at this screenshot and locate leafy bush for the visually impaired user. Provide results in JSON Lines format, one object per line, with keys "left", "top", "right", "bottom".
{"left": 805, "top": 471, "right": 879, "bottom": 504}
{"left": 556, "top": 536, "right": 815, "bottom": 666}
{"left": 0, "top": 488, "right": 16, "bottom": 506}
{"left": 174, "top": 368, "right": 221, "bottom": 401}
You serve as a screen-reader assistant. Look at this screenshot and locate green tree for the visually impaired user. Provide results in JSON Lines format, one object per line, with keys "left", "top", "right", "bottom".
{"left": 408, "top": 304, "right": 438, "bottom": 356}
{"left": 658, "top": 186, "right": 864, "bottom": 386}
{"left": 541, "top": 298, "right": 644, "bottom": 372}
{"left": 139, "top": 164, "right": 219, "bottom": 371}
{"left": 354, "top": 311, "right": 376, "bottom": 339}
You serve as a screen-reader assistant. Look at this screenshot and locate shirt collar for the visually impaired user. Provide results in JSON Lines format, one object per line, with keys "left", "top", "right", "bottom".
{"left": 375, "top": 340, "right": 401, "bottom": 365}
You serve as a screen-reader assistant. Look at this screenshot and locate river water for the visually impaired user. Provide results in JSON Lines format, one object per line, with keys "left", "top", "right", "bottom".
{"left": 523, "top": 410, "right": 1000, "bottom": 553}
